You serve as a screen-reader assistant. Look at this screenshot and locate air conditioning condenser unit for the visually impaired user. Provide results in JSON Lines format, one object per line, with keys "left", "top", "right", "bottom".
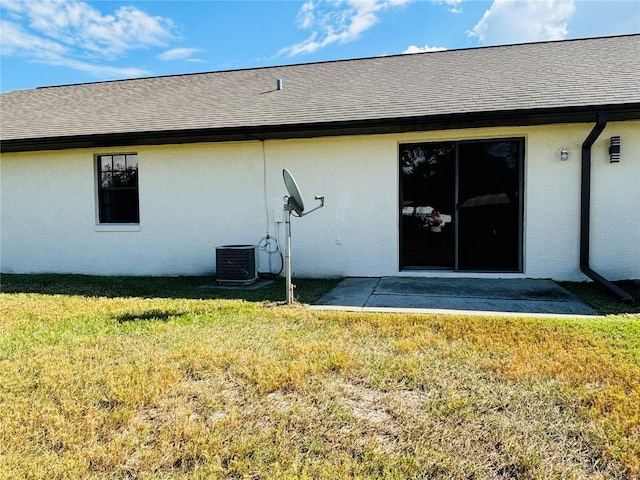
{"left": 215, "top": 245, "right": 258, "bottom": 285}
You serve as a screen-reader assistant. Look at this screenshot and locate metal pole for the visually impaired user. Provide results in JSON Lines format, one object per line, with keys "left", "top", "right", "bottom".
{"left": 285, "top": 207, "right": 294, "bottom": 304}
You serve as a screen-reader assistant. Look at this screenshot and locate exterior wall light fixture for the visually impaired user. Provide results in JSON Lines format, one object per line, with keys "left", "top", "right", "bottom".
{"left": 559, "top": 148, "right": 569, "bottom": 161}
{"left": 609, "top": 136, "right": 621, "bottom": 163}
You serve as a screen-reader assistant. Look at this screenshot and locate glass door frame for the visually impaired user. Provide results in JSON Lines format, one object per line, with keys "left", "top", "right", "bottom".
{"left": 399, "top": 137, "right": 524, "bottom": 273}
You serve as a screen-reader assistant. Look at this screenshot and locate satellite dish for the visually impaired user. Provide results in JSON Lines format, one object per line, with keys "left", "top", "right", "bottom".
{"left": 283, "top": 169, "right": 305, "bottom": 215}
{"left": 281, "top": 169, "right": 325, "bottom": 304}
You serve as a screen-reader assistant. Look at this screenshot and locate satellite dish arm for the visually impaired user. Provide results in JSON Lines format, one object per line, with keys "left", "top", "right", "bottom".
{"left": 284, "top": 195, "right": 324, "bottom": 217}
{"left": 299, "top": 195, "right": 325, "bottom": 216}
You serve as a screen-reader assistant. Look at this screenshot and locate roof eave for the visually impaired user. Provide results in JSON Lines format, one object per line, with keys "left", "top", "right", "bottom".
{"left": 3, "top": 104, "right": 639, "bottom": 153}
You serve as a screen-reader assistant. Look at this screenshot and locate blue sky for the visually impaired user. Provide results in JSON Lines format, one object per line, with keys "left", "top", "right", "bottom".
{"left": 1, "top": 0, "right": 639, "bottom": 92}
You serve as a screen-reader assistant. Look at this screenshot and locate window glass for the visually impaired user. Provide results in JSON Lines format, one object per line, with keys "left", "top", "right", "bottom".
{"left": 113, "top": 155, "right": 126, "bottom": 171}
{"left": 101, "top": 172, "right": 113, "bottom": 188}
{"left": 97, "top": 153, "right": 139, "bottom": 223}
{"left": 100, "top": 156, "right": 112, "bottom": 172}
{"left": 126, "top": 154, "right": 138, "bottom": 168}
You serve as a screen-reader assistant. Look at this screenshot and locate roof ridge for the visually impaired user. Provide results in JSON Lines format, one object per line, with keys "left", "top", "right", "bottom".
{"left": 27, "top": 33, "right": 640, "bottom": 92}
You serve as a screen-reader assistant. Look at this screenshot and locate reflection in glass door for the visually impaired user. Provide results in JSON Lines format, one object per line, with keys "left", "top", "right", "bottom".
{"left": 400, "top": 142, "right": 456, "bottom": 268}
{"left": 400, "top": 138, "right": 523, "bottom": 272}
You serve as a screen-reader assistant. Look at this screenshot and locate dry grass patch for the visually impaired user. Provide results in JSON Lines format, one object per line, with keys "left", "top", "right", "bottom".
{"left": 0, "top": 291, "right": 638, "bottom": 479}
{"left": 416, "top": 315, "right": 640, "bottom": 474}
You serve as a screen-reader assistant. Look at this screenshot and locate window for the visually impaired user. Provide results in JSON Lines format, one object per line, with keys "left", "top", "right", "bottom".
{"left": 97, "top": 153, "right": 139, "bottom": 223}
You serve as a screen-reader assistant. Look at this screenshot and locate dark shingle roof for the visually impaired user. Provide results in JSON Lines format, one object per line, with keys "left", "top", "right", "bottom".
{"left": 2, "top": 35, "right": 639, "bottom": 152}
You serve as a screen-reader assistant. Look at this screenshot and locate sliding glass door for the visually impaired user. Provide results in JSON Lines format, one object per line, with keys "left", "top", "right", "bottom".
{"left": 400, "top": 138, "right": 523, "bottom": 272}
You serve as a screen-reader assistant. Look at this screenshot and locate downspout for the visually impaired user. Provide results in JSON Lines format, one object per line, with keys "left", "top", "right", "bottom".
{"left": 580, "top": 111, "right": 634, "bottom": 304}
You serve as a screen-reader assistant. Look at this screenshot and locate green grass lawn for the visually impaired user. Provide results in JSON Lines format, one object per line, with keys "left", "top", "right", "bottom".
{"left": 1, "top": 274, "right": 639, "bottom": 479}
{"left": 560, "top": 279, "right": 640, "bottom": 315}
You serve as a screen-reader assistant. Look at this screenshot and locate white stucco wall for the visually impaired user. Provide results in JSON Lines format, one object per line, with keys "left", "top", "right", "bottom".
{"left": 1, "top": 120, "right": 638, "bottom": 280}
{"left": 523, "top": 121, "right": 640, "bottom": 281}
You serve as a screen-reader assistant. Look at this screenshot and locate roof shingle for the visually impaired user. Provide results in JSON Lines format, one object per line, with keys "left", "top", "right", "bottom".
{"left": 2, "top": 35, "right": 639, "bottom": 150}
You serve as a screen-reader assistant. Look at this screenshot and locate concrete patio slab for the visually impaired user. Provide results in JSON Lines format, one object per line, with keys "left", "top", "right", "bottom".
{"left": 312, "top": 277, "right": 597, "bottom": 316}
{"left": 313, "top": 277, "right": 380, "bottom": 307}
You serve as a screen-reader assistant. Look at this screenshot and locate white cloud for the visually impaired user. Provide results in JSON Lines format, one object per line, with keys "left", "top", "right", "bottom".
{"left": 469, "top": 0, "right": 576, "bottom": 45}
{"left": 280, "top": 0, "right": 410, "bottom": 57}
{"left": 0, "top": 19, "right": 150, "bottom": 78}
{"left": 51, "top": 57, "right": 149, "bottom": 78}
{"left": 0, "top": 0, "right": 177, "bottom": 78}
{"left": 403, "top": 44, "right": 447, "bottom": 54}
{"left": 158, "top": 47, "right": 202, "bottom": 61}
{"left": 0, "top": 19, "right": 68, "bottom": 57}
{"left": 433, "top": 0, "right": 464, "bottom": 14}
{"left": 2, "top": 1, "right": 176, "bottom": 57}
{"left": 297, "top": 0, "right": 317, "bottom": 29}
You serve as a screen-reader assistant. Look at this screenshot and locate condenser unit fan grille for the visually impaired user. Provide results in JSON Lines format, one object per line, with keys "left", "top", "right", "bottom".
{"left": 216, "top": 245, "right": 258, "bottom": 285}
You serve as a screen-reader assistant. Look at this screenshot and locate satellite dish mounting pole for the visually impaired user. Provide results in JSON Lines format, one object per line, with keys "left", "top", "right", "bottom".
{"left": 282, "top": 168, "right": 324, "bottom": 305}
{"left": 284, "top": 203, "right": 294, "bottom": 304}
